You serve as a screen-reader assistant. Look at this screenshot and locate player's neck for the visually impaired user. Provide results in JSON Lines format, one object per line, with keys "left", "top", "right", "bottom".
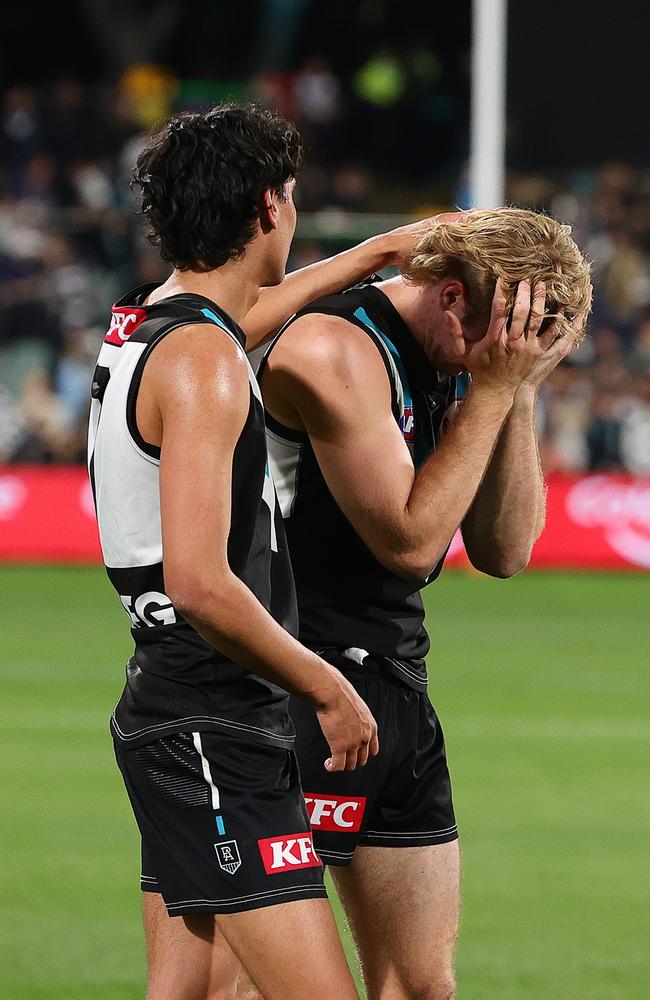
{"left": 377, "top": 277, "right": 438, "bottom": 363}
{"left": 147, "top": 259, "right": 262, "bottom": 325}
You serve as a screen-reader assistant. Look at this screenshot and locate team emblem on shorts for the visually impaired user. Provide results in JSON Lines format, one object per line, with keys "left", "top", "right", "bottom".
{"left": 214, "top": 840, "right": 241, "bottom": 874}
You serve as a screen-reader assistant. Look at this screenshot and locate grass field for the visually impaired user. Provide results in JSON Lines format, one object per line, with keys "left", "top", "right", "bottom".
{"left": 1, "top": 566, "right": 648, "bottom": 999}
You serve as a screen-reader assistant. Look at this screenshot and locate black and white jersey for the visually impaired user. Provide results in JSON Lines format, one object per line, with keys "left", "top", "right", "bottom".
{"left": 260, "top": 281, "right": 456, "bottom": 691}
{"left": 88, "top": 283, "right": 298, "bottom": 749}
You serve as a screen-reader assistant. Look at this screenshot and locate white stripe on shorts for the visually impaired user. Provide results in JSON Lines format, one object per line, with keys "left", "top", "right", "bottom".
{"left": 192, "top": 732, "right": 220, "bottom": 810}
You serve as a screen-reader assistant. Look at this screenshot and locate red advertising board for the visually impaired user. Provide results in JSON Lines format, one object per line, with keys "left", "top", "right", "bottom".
{"left": 0, "top": 467, "right": 649, "bottom": 570}
{"left": 0, "top": 466, "right": 100, "bottom": 563}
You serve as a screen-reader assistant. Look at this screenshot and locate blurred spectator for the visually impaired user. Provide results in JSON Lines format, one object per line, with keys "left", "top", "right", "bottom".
{"left": 620, "top": 376, "right": 650, "bottom": 474}
{"left": 1, "top": 86, "right": 43, "bottom": 194}
{"left": 55, "top": 327, "right": 103, "bottom": 426}
{"left": 294, "top": 56, "right": 341, "bottom": 126}
{"left": 586, "top": 392, "right": 625, "bottom": 471}
{"left": 0, "top": 384, "right": 24, "bottom": 461}
{"left": 628, "top": 310, "right": 650, "bottom": 375}
{"left": 537, "top": 364, "right": 592, "bottom": 473}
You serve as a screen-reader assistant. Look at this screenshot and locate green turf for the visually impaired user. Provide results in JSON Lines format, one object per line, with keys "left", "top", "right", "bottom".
{"left": 1, "top": 566, "right": 648, "bottom": 999}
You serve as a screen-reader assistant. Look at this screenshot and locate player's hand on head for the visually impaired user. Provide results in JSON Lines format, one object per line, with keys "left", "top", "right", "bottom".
{"left": 381, "top": 211, "right": 473, "bottom": 266}
{"left": 316, "top": 674, "right": 379, "bottom": 772}
{"left": 461, "top": 277, "right": 588, "bottom": 394}
{"left": 520, "top": 295, "right": 592, "bottom": 388}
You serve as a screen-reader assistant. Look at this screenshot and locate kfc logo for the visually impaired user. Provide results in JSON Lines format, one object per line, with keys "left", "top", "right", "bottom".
{"left": 105, "top": 307, "right": 147, "bottom": 346}
{"left": 304, "top": 794, "right": 366, "bottom": 833}
{"left": 258, "top": 832, "right": 322, "bottom": 874}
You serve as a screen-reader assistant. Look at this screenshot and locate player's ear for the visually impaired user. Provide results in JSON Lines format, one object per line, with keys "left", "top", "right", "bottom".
{"left": 259, "top": 187, "right": 280, "bottom": 233}
{"left": 439, "top": 279, "right": 466, "bottom": 315}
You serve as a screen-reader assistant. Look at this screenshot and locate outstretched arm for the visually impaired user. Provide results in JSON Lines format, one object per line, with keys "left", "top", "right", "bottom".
{"left": 241, "top": 215, "right": 466, "bottom": 348}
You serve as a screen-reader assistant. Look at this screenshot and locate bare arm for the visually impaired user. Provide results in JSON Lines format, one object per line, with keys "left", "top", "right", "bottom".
{"left": 263, "top": 281, "right": 572, "bottom": 580}
{"left": 462, "top": 284, "right": 589, "bottom": 577}
{"left": 461, "top": 385, "right": 545, "bottom": 577}
{"left": 241, "top": 215, "right": 467, "bottom": 348}
{"left": 140, "top": 325, "right": 378, "bottom": 771}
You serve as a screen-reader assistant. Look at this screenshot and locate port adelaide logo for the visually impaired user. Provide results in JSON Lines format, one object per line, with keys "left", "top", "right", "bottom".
{"left": 214, "top": 840, "right": 242, "bottom": 874}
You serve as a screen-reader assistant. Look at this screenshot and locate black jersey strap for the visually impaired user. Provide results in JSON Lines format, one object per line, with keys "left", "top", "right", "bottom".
{"left": 257, "top": 314, "right": 309, "bottom": 444}
{"left": 258, "top": 298, "right": 403, "bottom": 437}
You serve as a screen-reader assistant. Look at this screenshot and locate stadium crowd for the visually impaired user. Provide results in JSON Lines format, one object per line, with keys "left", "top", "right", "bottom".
{"left": 0, "top": 75, "right": 649, "bottom": 473}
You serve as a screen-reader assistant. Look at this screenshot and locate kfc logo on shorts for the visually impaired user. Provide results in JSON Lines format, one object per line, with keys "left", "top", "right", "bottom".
{"left": 105, "top": 307, "right": 147, "bottom": 346}
{"left": 304, "top": 794, "right": 366, "bottom": 832}
{"left": 258, "top": 832, "right": 322, "bottom": 875}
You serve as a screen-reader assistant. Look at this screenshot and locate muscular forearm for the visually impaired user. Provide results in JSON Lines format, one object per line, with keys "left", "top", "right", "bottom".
{"left": 461, "top": 385, "right": 545, "bottom": 576}
{"left": 387, "top": 385, "right": 515, "bottom": 578}
{"left": 171, "top": 572, "right": 341, "bottom": 706}
{"left": 242, "top": 234, "right": 398, "bottom": 348}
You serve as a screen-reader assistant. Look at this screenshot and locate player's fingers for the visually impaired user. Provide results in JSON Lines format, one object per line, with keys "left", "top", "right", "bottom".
{"left": 508, "top": 279, "right": 531, "bottom": 342}
{"left": 442, "top": 309, "right": 465, "bottom": 349}
{"left": 369, "top": 727, "right": 380, "bottom": 757}
{"left": 325, "top": 750, "right": 346, "bottom": 772}
{"left": 526, "top": 280, "right": 547, "bottom": 339}
{"left": 537, "top": 319, "right": 561, "bottom": 351}
{"left": 570, "top": 307, "right": 590, "bottom": 341}
{"left": 344, "top": 749, "right": 359, "bottom": 772}
{"left": 488, "top": 276, "right": 509, "bottom": 335}
{"left": 434, "top": 210, "right": 472, "bottom": 226}
{"left": 357, "top": 741, "right": 370, "bottom": 768}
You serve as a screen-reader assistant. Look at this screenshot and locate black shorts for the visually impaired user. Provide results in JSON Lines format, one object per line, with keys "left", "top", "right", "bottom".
{"left": 114, "top": 730, "right": 327, "bottom": 916}
{"left": 290, "top": 659, "right": 458, "bottom": 866}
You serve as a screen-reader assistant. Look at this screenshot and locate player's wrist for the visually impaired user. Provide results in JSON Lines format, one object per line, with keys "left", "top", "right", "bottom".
{"left": 467, "top": 380, "right": 518, "bottom": 410}
{"left": 301, "top": 658, "right": 344, "bottom": 710}
{"left": 511, "top": 383, "right": 538, "bottom": 414}
{"left": 359, "top": 232, "right": 396, "bottom": 270}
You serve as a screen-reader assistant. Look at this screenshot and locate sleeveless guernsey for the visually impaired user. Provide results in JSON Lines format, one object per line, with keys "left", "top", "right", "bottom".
{"left": 260, "top": 281, "right": 457, "bottom": 692}
{"left": 88, "top": 282, "right": 298, "bottom": 749}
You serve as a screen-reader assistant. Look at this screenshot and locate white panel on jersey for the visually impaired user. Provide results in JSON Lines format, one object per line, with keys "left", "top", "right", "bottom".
{"left": 262, "top": 464, "right": 279, "bottom": 551}
{"left": 266, "top": 427, "right": 302, "bottom": 518}
{"left": 89, "top": 340, "right": 163, "bottom": 569}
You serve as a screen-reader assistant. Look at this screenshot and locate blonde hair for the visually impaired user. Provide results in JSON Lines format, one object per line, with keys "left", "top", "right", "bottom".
{"left": 402, "top": 208, "right": 592, "bottom": 340}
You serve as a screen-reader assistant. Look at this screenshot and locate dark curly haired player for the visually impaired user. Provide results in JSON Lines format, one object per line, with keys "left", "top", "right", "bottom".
{"left": 88, "top": 102, "right": 438, "bottom": 1000}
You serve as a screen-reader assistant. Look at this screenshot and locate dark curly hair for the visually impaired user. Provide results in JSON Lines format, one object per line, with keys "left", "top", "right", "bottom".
{"left": 132, "top": 103, "right": 303, "bottom": 272}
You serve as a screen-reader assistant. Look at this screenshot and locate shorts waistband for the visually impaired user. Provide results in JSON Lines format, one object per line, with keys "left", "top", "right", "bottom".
{"left": 314, "top": 647, "right": 426, "bottom": 683}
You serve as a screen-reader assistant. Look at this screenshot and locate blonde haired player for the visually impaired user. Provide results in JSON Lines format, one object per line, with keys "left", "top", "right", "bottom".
{"left": 233, "top": 208, "right": 590, "bottom": 1000}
